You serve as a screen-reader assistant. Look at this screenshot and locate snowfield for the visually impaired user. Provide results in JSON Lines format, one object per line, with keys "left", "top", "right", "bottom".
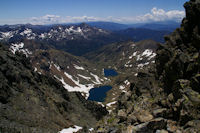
{"left": 59, "top": 125, "right": 82, "bottom": 133}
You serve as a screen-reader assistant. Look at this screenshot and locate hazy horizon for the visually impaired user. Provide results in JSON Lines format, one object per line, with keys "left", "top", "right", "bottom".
{"left": 1, "top": 0, "right": 188, "bottom": 25}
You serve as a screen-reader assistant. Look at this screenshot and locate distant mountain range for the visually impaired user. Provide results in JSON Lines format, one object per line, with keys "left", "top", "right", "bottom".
{"left": 114, "top": 28, "right": 170, "bottom": 43}
{"left": 0, "top": 23, "right": 126, "bottom": 55}
{"left": 0, "top": 21, "right": 179, "bottom": 56}
{"left": 86, "top": 21, "right": 180, "bottom": 31}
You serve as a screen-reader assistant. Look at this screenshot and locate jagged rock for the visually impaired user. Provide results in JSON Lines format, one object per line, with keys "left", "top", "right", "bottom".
{"left": 182, "top": 88, "right": 200, "bottom": 106}
{"left": 131, "top": 122, "right": 149, "bottom": 132}
{"left": 134, "top": 109, "right": 153, "bottom": 123}
{"left": 117, "top": 92, "right": 131, "bottom": 110}
{"left": 154, "top": 1, "right": 200, "bottom": 132}
{"left": 127, "top": 125, "right": 134, "bottom": 133}
{"left": 155, "top": 129, "right": 168, "bottom": 133}
{"left": 125, "top": 101, "right": 134, "bottom": 114}
{"left": 127, "top": 113, "right": 137, "bottom": 124}
{"left": 117, "top": 109, "right": 127, "bottom": 122}
{"left": 166, "top": 120, "right": 182, "bottom": 133}
{"left": 131, "top": 118, "right": 167, "bottom": 133}
{"left": 190, "top": 74, "right": 200, "bottom": 93}
{"left": 153, "top": 108, "right": 167, "bottom": 117}
{"left": 184, "top": 120, "right": 200, "bottom": 132}
{"left": 137, "top": 72, "right": 151, "bottom": 78}
{"left": 172, "top": 79, "right": 190, "bottom": 101}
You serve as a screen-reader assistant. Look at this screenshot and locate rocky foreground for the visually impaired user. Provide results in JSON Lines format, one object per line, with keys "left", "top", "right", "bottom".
{"left": 94, "top": 0, "right": 200, "bottom": 132}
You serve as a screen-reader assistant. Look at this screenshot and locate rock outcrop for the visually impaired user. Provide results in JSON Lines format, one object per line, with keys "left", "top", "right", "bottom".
{"left": 155, "top": 0, "right": 200, "bottom": 131}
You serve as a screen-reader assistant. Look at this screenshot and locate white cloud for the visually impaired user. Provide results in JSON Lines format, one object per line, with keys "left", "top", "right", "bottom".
{"left": 28, "top": 15, "right": 103, "bottom": 25}
{"left": 30, "top": 14, "right": 61, "bottom": 25}
{"left": 28, "top": 8, "right": 185, "bottom": 25}
{"left": 134, "top": 7, "right": 185, "bottom": 23}
{"left": 0, "top": 7, "right": 185, "bottom": 25}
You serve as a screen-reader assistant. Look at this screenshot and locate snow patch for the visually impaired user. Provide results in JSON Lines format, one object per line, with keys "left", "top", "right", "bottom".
{"left": 34, "top": 67, "right": 37, "bottom": 72}
{"left": 77, "top": 74, "right": 91, "bottom": 80}
{"left": 122, "top": 51, "right": 125, "bottom": 56}
{"left": 148, "top": 53, "right": 156, "bottom": 60}
{"left": 137, "top": 63, "right": 145, "bottom": 68}
{"left": 131, "top": 43, "right": 136, "bottom": 48}
{"left": 136, "top": 54, "right": 143, "bottom": 61}
{"left": 106, "top": 101, "right": 117, "bottom": 107}
{"left": 39, "top": 33, "right": 46, "bottom": 39}
{"left": 97, "top": 102, "right": 105, "bottom": 107}
{"left": 77, "top": 27, "right": 82, "bottom": 33}
{"left": 56, "top": 72, "right": 102, "bottom": 97}
{"left": 0, "top": 31, "right": 14, "bottom": 39}
{"left": 65, "top": 26, "right": 84, "bottom": 35}
{"left": 10, "top": 42, "right": 24, "bottom": 54}
{"left": 119, "top": 85, "right": 125, "bottom": 90}
{"left": 142, "top": 49, "right": 153, "bottom": 57}
{"left": 98, "top": 29, "right": 103, "bottom": 32}
{"left": 20, "top": 28, "right": 32, "bottom": 35}
{"left": 20, "top": 29, "right": 36, "bottom": 39}
{"left": 134, "top": 73, "right": 138, "bottom": 76}
{"left": 136, "top": 50, "right": 156, "bottom": 61}
{"left": 89, "top": 128, "right": 94, "bottom": 131}
{"left": 125, "top": 60, "right": 133, "bottom": 67}
{"left": 64, "top": 72, "right": 94, "bottom": 98}
{"left": 90, "top": 73, "right": 102, "bottom": 84}
{"left": 142, "top": 49, "right": 156, "bottom": 60}
{"left": 137, "top": 62, "right": 150, "bottom": 68}
{"left": 59, "top": 125, "right": 82, "bottom": 133}
{"left": 129, "top": 51, "right": 137, "bottom": 59}
{"left": 124, "top": 80, "right": 130, "bottom": 86}
{"left": 20, "top": 49, "right": 32, "bottom": 57}
{"left": 54, "top": 64, "right": 61, "bottom": 71}
{"left": 74, "top": 64, "right": 85, "bottom": 70}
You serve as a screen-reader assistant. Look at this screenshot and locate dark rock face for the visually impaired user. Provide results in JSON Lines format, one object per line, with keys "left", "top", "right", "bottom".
{"left": 155, "top": 0, "right": 200, "bottom": 131}
{"left": 0, "top": 43, "right": 108, "bottom": 133}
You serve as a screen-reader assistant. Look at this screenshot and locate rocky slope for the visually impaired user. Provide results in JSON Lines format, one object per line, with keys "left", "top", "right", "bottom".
{"left": 85, "top": 39, "right": 158, "bottom": 76}
{"left": 0, "top": 43, "right": 108, "bottom": 133}
{"left": 93, "top": 0, "right": 200, "bottom": 132}
{"left": 6, "top": 39, "right": 109, "bottom": 98}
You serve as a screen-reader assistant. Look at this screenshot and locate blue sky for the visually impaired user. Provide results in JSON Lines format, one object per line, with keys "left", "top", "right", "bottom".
{"left": 0, "top": 0, "right": 188, "bottom": 25}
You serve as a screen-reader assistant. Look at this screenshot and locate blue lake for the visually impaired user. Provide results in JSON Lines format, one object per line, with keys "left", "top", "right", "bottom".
{"left": 104, "top": 69, "right": 118, "bottom": 77}
{"left": 88, "top": 86, "right": 112, "bottom": 102}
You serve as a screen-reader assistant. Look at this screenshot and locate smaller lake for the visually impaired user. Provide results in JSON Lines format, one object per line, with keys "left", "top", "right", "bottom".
{"left": 104, "top": 69, "right": 118, "bottom": 77}
{"left": 88, "top": 86, "right": 112, "bottom": 102}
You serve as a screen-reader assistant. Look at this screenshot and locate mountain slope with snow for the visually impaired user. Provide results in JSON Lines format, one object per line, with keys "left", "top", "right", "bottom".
{"left": 31, "top": 49, "right": 108, "bottom": 98}
{"left": 85, "top": 39, "right": 158, "bottom": 75}
{"left": 0, "top": 43, "right": 108, "bottom": 133}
